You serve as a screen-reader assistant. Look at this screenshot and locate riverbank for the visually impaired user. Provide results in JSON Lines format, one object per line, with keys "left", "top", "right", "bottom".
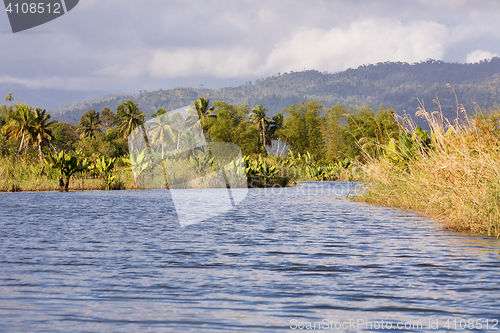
{"left": 1, "top": 173, "right": 136, "bottom": 192}
{"left": 0, "top": 158, "right": 136, "bottom": 192}
{"left": 1, "top": 152, "right": 360, "bottom": 192}
{"left": 355, "top": 106, "right": 500, "bottom": 237}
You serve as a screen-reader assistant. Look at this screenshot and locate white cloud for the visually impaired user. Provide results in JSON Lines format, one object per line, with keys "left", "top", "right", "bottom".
{"left": 145, "top": 18, "right": 450, "bottom": 80}
{"left": 466, "top": 50, "right": 498, "bottom": 63}
{"left": 93, "top": 50, "right": 152, "bottom": 78}
{"left": 265, "top": 19, "right": 449, "bottom": 74}
{"left": 150, "top": 47, "right": 263, "bottom": 78}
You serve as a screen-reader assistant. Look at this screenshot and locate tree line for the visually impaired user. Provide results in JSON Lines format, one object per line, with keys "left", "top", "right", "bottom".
{"left": 1, "top": 93, "right": 400, "bottom": 161}
{"left": 1, "top": 92, "right": 401, "bottom": 190}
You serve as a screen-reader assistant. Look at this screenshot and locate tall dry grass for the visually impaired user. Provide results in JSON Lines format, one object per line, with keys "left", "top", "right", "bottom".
{"left": 358, "top": 97, "right": 500, "bottom": 236}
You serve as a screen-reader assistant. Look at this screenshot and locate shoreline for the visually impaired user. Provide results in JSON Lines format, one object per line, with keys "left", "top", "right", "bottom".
{"left": 0, "top": 179, "right": 355, "bottom": 193}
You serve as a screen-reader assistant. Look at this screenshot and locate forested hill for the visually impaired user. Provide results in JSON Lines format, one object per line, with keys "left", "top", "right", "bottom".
{"left": 52, "top": 58, "right": 500, "bottom": 123}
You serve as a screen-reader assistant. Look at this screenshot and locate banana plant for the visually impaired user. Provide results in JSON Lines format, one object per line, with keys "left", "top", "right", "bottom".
{"left": 302, "top": 151, "right": 315, "bottom": 166}
{"left": 46, "top": 151, "right": 88, "bottom": 191}
{"left": 187, "top": 150, "right": 214, "bottom": 175}
{"left": 323, "top": 164, "right": 339, "bottom": 181}
{"left": 384, "top": 126, "right": 433, "bottom": 170}
{"left": 257, "top": 155, "right": 279, "bottom": 184}
{"left": 243, "top": 155, "right": 280, "bottom": 186}
{"left": 305, "top": 164, "right": 325, "bottom": 180}
{"left": 225, "top": 156, "right": 246, "bottom": 179}
{"left": 95, "top": 156, "right": 117, "bottom": 190}
{"left": 243, "top": 155, "right": 260, "bottom": 181}
{"left": 130, "top": 149, "right": 152, "bottom": 176}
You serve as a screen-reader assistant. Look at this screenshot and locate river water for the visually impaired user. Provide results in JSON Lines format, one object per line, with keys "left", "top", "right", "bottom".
{"left": 1, "top": 182, "right": 500, "bottom": 332}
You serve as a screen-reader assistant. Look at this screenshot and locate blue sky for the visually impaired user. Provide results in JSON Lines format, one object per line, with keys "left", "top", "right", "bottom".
{"left": 1, "top": 0, "right": 500, "bottom": 94}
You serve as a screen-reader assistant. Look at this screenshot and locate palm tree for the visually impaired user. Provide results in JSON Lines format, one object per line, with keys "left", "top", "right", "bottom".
{"left": 181, "top": 129, "right": 203, "bottom": 146}
{"left": 170, "top": 112, "right": 187, "bottom": 151}
{"left": 270, "top": 111, "right": 286, "bottom": 156}
{"left": 192, "top": 97, "right": 214, "bottom": 134}
{"left": 77, "top": 109, "right": 102, "bottom": 139}
{"left": 147, "top": 111, "right": 176, "bottom": 159}
{"left": 1, "top": 92, "right": 14, "bottom": 125}
{"left": 148, "top": 110, "right": 180, "bottom": 190}
{"left": 2, "top": 104, "right": 36, "bottom": 153}
{"left": 32, "top": 108, "right": 55, "bottom": 161}
{"left": 185, "top": 106, "right": 201, "bottom": 130}
{"left": 151, "top": 108, "right": 167, "bottom": 118}
{"left": 250, "top": 104, "right": 272, "bottom": 149}
{"left": 116, "top": 100, "right": 150, "bottom": 150}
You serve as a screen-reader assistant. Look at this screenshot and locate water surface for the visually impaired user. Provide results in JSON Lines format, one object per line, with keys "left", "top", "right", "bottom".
{"left": 1, "top": 182, "right": 500, "bottom": 332}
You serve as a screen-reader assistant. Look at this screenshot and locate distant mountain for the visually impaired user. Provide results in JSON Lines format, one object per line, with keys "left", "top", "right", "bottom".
{"left": 0, "top": 83, "right": 110, "bottom": 114}
{"left": 47, "top": 58, "right": 500, "bottom": 125}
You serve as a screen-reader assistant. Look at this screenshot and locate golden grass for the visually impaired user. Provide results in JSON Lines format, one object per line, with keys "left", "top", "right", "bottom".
{"left": 358, "top": 100, "right": 500, "bottom": 236}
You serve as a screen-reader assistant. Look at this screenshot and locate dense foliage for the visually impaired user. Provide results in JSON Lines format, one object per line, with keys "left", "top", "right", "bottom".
{"left": 1, "top": 91, "right": 403, "bottom": 191}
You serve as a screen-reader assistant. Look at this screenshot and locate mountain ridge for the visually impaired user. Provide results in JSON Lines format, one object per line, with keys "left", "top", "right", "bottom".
{"left": 49, "top": 58, "right": 500, "bottom": 124}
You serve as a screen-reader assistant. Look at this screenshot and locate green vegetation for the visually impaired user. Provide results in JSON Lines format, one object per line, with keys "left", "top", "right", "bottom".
{"left": 46, "top": 151, "right": 88, "bottom": 192}
{"left": 357, "top": 101, "right": 500, "bottom": 236}
{"left": 1, "top": 93, "right": 378, "bottom": 192}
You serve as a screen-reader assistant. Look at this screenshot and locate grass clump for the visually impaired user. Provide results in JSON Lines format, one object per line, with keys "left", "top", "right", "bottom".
{"left": 358, "top": 99, "right": 500, "bottom": 236}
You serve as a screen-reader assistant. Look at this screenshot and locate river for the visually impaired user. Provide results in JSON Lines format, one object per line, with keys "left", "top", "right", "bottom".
{"left": 1, "top": 182, "right": 499, "bottom": 332}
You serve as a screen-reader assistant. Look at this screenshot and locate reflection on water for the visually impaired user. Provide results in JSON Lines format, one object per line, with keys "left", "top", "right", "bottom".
{"left": 1, "top": 182, "right": 500, "bottom": 332}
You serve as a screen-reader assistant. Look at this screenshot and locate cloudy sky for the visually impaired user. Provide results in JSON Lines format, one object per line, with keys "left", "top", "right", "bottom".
{"left": 1, "top": 0, "right": 500, "bottom": 94}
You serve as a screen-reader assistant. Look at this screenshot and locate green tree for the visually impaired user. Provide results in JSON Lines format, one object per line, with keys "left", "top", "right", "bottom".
{"left": 151, "top": 108, "right": 167, "bottom": 118}
{"left": 32, "top": 108, "right": 56, "bottom": 161}
{"left": 270, "top": 111, "right": 286, "bottom": 156}
{"left": 249, "top": 104, "right": 271, "bottom": 149}
{"left": 207, "top": 101, "right": 261, "bottom": 155}
{"left": 2, "top": 104, "right": 36, "bottom": 153}
{"left": 77, "top": 109, "right": 102, "bottom": 139}
{"left": 341, "top": 104, "right": 400, "bottom": 161}
{"left": 116, "top": 100, "right": 150, "bottom": 151}
{"left": 0, "top": 92, "right": 15, "bottom": 128}
{"left": 0, "top": 109, "right": 5, "bottom": 129}
{"left": 148, "top": 111, "right": 176, "bottom": 158}
{"left": 102, "top": 128, "right": 128, "bottom": 157}
{"left": 5, "top": 92, "right": 14, "bottom": 103}
{"left": 322, "top": 104, "right": 346, "bottom": 161}
{"left": 101, "top": 107, "right": 116, "bottom": 131}
{"left": 74, "top": 128, "right": 128, "bottom": 158}
{"left": 280, "top": 100, "right": 325, "bottom": 158}
{"left": 192, "top": 97, "right": 214, "bottom": 134}
{"left": 50, "top": 122, "right": 79, "bottom": 151}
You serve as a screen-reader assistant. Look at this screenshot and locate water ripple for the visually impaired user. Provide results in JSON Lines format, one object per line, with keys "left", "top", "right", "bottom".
{"left": 1, "top": 182, "right": 500, "bottom": 332}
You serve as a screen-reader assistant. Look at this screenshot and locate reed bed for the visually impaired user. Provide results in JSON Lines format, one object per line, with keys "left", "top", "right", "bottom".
{"left": 358, "top": 100, "right": 500, "bottom": 236}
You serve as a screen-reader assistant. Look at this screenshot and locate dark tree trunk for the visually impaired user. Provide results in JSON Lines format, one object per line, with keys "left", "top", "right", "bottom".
{"left": 58, "top": 175, "right": 65, "bottom": 192}
{"left": 64, "top": 178, "right": 70, "bottom": 192}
